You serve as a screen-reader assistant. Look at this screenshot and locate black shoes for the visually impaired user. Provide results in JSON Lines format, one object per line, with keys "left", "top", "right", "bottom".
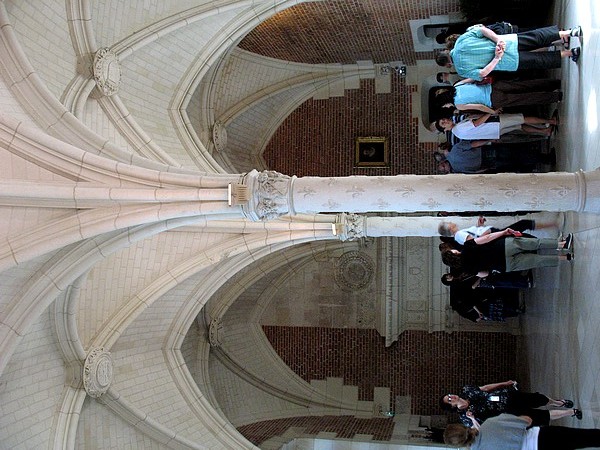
{"left": 561, "top": 399, "right": 574, "bottom": 408}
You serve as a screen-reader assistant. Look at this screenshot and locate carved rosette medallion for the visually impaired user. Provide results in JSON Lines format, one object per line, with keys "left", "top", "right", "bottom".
{"left": 334, "top": 251, "right": 375, "bottom": 291}
{"left": 208, "top": 317, "right": 224, "bottom": 348}
{"left": 212, "top": 121, "right": 228, "bottom": 152}
{"left": 83, "top": 347, "right": 113, "bottom": 398}
{"left": 242, "top": 170, "right": 293, "bottom": 221}
{"left": 93, "top": 48, "right": 121, "bottom": 96}
{"left": 336, "top": 213, "right": 366, "bottom": 241}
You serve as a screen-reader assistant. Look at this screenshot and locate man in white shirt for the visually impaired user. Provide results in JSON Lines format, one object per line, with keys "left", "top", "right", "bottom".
{"left": 438, "top": 217, "right": 551, "bottom": 245}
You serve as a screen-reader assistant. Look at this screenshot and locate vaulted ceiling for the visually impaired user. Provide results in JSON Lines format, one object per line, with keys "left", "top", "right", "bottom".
{"left": 0, "top": 0, "right": 463, "bottom": 448}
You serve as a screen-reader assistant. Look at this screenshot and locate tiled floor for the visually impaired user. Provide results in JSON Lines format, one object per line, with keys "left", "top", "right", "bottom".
{"left": 520, "top": 0, "right": 600, "bottom": 435}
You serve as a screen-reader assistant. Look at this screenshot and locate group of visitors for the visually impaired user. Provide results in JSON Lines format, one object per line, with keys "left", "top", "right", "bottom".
{"left": 432, "top": 22, "right": 582, "bottom": 174}
{"left": 433, "top": 214, "right": 599, "bottom": 448}
{"left": 426, "top": 18, "right": 600, "bottom": 450}
{"left": 436, "top": 219, "right": 599, "bottom": 448}
{"left": 437, "top": 216, "right": 571, "bottom": 322}
{"left": 441, "top": 380, "right": 600, "bottom": 450}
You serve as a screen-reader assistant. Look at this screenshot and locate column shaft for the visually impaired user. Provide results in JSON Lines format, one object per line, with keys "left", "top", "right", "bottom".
{"left": 292, "top": 172, "right": 594, "bottom": 214}
{"left": 334, "top": 212, "right": 560, "bottom": 240}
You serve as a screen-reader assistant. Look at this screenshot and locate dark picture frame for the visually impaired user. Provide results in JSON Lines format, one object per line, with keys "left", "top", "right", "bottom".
{"left": 355, "top": 136, "right": 389, "bottom": 168}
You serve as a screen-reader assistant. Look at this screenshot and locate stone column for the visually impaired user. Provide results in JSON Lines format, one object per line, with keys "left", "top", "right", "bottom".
{"left": 240, "top": 170, "right": 600, "bottom": 219}
{"left": 332, "top": 212, "right": 562, "bottom": 240}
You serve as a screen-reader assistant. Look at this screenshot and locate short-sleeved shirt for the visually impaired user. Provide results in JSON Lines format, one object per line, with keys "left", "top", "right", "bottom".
{"left": 446, "top": 141, "right": 483, "bottom": 174}
{"left": 455, "top": 225, "right": 492, "bottom": 245}
{"left": 454, "top": 83, "right": 493, "bottom": 108}
{"left": 458, "top": 385, "right": 512, "bottom": 427}
{"left": 471, "top": 414, "right": 529, "bottom": 450}
{"left": 461, "top": 237, "right": 507, "bottom": 273}
{"left": 450, "top": 26, "right": 519, "bottom": 80}
{"left": 452, "top": 118, "right": 501, "bottom": 140}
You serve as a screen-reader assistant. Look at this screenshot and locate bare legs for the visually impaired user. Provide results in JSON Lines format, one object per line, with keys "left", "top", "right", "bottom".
{"left": 521, "top": 115, "right": 559, "bottom": 136}
{"left": 560, "top": 49, "right": 579, "bottom": 58}
{"left": 558, "top": 27, "right": 582, "bottom": 61}
{"left": 550, "top": 409, "right": 580, "bottom": 420}
{"left": 523, "top": 116, "right": 559, "bottom": 126}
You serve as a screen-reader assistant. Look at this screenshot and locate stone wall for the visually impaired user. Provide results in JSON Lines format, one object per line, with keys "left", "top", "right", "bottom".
{"left": 239, "top": 0, "right": 461, "bottom": 65}
{"left": 263, "top": 78, "right": 438, "bottom": 177}
{"left": 263, "top": 326, "right": 518, "bottom": 414}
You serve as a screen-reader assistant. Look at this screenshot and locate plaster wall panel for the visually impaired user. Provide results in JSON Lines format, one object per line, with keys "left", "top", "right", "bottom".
{"left": 110, "top": 274, "right": 201, "bottom": 354}
{"left": 82, "top": 99, "right": 137, "bottom": 156}
{"left": 187, "top": 88, "right": 204, "bottom": 142}
{"left": 0, "top": 77, "right": 75, "bottom": 184}
{"left": 0, "top": 147, "right": 75, "bottom": 183}
{"left": 0, "top": 254, "right": 61, "bottom": 319}
{"left": 0, "top": 142, "right": 77, "bottom": 244}
{"left": 0, "top": 206, "right": 75, "bottom": 244}
{"left": 0, "top": 77, "right": 34, "bottom": 124}
{"left": 77, "top": 230, "right": 231, "bottom": 346}
{"left": 259, "top": 248, "right": 378, "bottom": 329}
{"left": 76, "top": 397, "right": 170, "bottom": 449}
{"left": 212, "top": 49, "right": 323, "bottom": 118}
{"left": 220, "top": 289, "right": 281, "bottom": 376}
{"left": 181, "top": 321, "right": 201, "bottom": 375}
{"left": 109, "top": 274, "right": 226, "bottom": 448}
{"left": 225, "top": 85, "right": 311, "bottom": 173}
{"left": 5, "top": 0, "right": 77, "bottom": 101}
{"left": 116, "top": 11, "right": 240, "bottom": 169}
{"left": 90, "top": 0, "right": 218, "bottom": 47}
{"left": 209, "top": 355, "right": 311, "bottom": 426}
{"left": 0, "top": 304, "right": 66, "bottom": 449}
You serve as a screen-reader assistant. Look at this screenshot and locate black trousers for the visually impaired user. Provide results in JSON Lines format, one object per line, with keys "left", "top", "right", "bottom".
{"left": 491, "top": 79, "right": 562, "bottom": 107}
{"left": 505, "top": 391, "right": 550, "bottom": 426}
{"left": 481, "top": 147, "right": 540, "bottom": 173}
{"left": 516, "top": 26, "right": 562, "bottom": 70}
{"left": 538, "top": 426, "right": 600, "bottom": 449}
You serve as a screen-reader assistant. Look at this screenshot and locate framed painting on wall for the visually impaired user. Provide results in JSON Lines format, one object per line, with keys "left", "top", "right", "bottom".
{"left": 355, "top": 136, "right": 389, "bottom": 168}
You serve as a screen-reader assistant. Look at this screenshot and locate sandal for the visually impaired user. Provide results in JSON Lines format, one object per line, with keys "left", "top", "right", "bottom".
{"left": 573, "top": 408, "right": 583, "bottom": 420}
{"left": 561, "top": 27, "right": 582, "bottom": 49}
{"left": 570, "top": 26, "right": 583, "bottom": 38}
{"left": 560, "top": 399, "right": 574, "bottom": 408}
{"left": 571, "top": 47, "right": 581, "bottom": 63}
{"left": 563, "top": 233, "right": 573, "bottom": 250}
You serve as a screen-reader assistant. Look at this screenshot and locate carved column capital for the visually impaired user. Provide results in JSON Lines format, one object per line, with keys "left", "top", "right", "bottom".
{"left": 334, "top": 213, "right": 366, "bottom": 241}
{"left": 83, "top": 347, "right": 113, "bottom": 398}
{"left": 241, "top": 169, "right": 294, "bottom": 220}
